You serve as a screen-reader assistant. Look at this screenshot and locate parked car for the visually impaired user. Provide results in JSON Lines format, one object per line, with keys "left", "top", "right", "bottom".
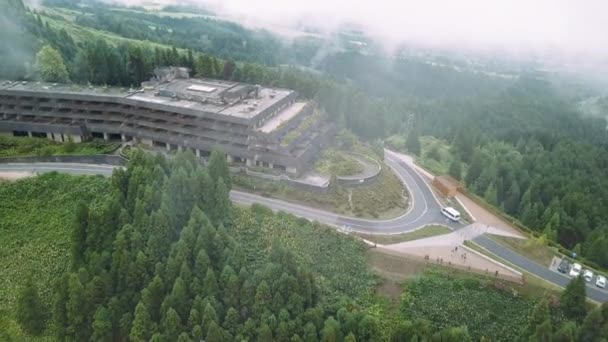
{"left": 583, "top": 270, "right": 594, "bottom": 282}
{"left": 569, "top": 263, "right": 582, "bottom": 278}
{"left": 596, "top": 275, "right": 606, "bottom": 289}
{"left": 557, "top": 259, "right": 570, "bottom": 273}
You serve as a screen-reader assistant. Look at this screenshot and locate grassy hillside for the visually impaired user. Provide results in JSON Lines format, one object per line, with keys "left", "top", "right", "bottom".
{"left": 0, "top": 173, "right": 108, "bottom": 338}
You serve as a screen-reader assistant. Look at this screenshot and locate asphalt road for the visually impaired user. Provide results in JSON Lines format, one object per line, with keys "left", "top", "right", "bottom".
{"left": 1, "top": 158, "right": 606, "bottom": 303}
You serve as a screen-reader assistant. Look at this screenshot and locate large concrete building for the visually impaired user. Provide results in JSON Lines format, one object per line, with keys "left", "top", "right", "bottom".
{"left": 0, "top": 68, "right": 334, "bottom": 174}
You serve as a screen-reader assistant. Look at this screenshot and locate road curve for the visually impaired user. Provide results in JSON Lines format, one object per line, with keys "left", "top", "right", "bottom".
{"left": 1, "top": 157, "right": 606, "bottom": 303}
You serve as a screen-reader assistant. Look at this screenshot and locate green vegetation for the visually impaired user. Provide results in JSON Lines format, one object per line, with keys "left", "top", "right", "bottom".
{"left": 492, "top": 235, "right": 556, "bottom": 266}
{"left": 0, "top": 173, "right": 108, "bottom": 338}
{"left": 357, "top": 225, "right": 451, "bottom": 245}
{"left": 420, "top": 136, "right": 457, "bottom": 176}
{"left": 0, "top": 136, "right": 119, "bottom": 157}
{"left": 234, "top": 165, "right": 407, "bottom": 219}
{"left": 315, "top": 149, "right": 364, "bottom": 176}
{"left": 35, "top": 45, "right": 69, "bottom": 82}
{"left": 233, "top": 205, "right": 376, "bottom": 301}
{"left": 280, "top": 111, "right": 322, "bottom": 147}
{"left": 401, "top": 269, "right": 536, "bottom": 341}
{"left": 0, "top": 150, "right": 477, "bottom": 341}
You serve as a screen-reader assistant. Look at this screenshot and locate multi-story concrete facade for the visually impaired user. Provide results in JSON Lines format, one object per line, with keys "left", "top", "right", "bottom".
{"left": 0, "top": 68, "right": 334, "bottom": 174}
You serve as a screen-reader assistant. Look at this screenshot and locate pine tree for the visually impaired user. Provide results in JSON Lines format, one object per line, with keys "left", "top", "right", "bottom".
{"left": 16, "top": 277, "right": 46, "bottom": 335}
{"left": 130, "top": 302, "right": 153, "bottom": 342}
{"left": 258, "top": 323, "right": 273, "bottom": 341}
{"left": 162, "top": 308, "right": 182, "bottom": 342}
{"left": 561, "top": 276, "right": 587, "bottom": 322}
{"left": 202, "top": 302, "right": 219, "bottom": 335}
{"left": 66, "top": 273, "right": 88, "bottom": 340}
{"left": 321, "top": 316, "right": 342, "bottom": 342}
{"left": 254, "top": 280, "right": 272, "bottom": 317}
{"left": 71, "top": 202, "right": 89, "bottom": 270}
{"left": 91, "top": 305, "right": 113, "bottom": 342}
{"left": 213, "top": 177, "right": 233, "bottom": 228}
{"left": 203, "top": 268, "right": 219, "bottom": 298}
{"left": 206, "top": 321, "right": 225, "bottom": 342}
{"left": 142, "top": 275, "right": 164, "bottom": 323}
{"left": 208, "top": 149, "right": 231, "bottom": 189}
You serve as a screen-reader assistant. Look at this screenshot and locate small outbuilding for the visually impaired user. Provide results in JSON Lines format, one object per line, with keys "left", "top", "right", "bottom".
{"left": 432, "top": 175, "right": 463, "bottom": 197}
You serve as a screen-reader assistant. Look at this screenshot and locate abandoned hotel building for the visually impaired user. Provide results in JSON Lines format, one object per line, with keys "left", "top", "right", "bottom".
{"left": 0, "top": 67, "right": 333, "bottom": 174}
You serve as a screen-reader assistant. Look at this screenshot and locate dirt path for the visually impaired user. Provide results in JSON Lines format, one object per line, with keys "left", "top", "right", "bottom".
{"left": 0, "top": 171, "right": 33, "bottom": 181}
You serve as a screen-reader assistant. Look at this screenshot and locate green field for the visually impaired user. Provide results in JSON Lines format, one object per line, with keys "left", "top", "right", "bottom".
{"left": 0, "top": 136, "right": 119, "bottom": 157}
{"left": 314, "top": 149, "right": 364, "bottom": 176}
{"left": 401, "top": 269, "right": 536, "bottom": 341}
{"left": 0, "top": 173, "right": 108, "bottom": 338}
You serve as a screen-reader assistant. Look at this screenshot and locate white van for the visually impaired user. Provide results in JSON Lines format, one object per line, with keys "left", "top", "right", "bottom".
{"left": 441, "top": 207, "right": 461, "bottom": 222}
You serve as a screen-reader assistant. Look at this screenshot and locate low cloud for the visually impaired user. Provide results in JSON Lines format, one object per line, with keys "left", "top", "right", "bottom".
{"left": 104, "top": 0, "right": 608, "bottom": 63}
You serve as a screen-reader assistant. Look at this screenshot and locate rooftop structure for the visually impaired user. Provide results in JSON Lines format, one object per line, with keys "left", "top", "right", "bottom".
{"left": 0, "top": 67, "right": 334, "bottom": 174}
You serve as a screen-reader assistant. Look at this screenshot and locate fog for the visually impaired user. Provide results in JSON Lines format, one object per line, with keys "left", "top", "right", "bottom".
{"left": 112, "top": 0, "right": 607, "bottom": 64}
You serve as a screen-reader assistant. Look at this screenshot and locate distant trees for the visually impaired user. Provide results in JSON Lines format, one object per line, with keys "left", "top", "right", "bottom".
{"left": 35, "top": 45, "right": 69, "bottom": 82}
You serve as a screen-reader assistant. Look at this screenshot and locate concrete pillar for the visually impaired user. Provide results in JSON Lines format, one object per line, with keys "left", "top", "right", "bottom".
{"left": 268, "top": 162, "right": 274, "bottom": 169}
{"left": 177, "top": 145, "right": 183, "bottom": 152}
{"left": 246, "top": 158, "right": 254, "bottom": 167}
{"left": 46, "top": 132, "right": 53, "bottom": 140}
{"left": 27, "top": 131, "right": 32, "bottom": 138}
{"left": 286, "top": 166, "right": 297, "bottom": 174}
{"left": 166, "top": 143, "right": 171, "bottom": 151}
{"left": 196, "top": 149, "right": 201, "bottom": 158}
{"left": 226, "top": 155, "right": 233, "bottom": 163}
{"left": 121, "top": 134, "right": 127, "bottom": 142}
{"left": 103, "top": 132, "right": 109, "bottom": 141}
{"left": 71, "top": 135, "right": 82, "bottom": 143}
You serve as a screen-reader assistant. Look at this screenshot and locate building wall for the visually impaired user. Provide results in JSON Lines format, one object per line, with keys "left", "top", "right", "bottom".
{"left": 0, "top": 90, "right": 322, "bottom": 171}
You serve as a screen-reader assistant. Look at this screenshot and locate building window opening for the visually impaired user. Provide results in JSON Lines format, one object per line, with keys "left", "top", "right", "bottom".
{"left": 108, "top": 133, "right": 122, "bottom": 141}
{"left": 12, "top": 131, "right": 28, "bottom": 137}
{"left": 91, "top": 132, "right": 104, "bottom": 139}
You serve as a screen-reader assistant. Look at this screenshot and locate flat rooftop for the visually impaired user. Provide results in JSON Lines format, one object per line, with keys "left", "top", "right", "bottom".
{"left": 1, "top": 77, "right": 295, "bottom": 120}
{"left": 0, "top": 80, "right": 134, "bottom": 98}
{"left": 256, "top": 101, "right": 307, "bottom": 133}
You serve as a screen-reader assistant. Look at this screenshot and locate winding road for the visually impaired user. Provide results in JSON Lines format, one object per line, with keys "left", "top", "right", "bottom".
{"left": 1, "top": 153, "right": 606, "bottom": 303}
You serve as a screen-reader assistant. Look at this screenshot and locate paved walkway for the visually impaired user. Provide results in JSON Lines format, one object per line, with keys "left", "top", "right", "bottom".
{"left": 380, "top": 223, "right": 523, "bottom": 281}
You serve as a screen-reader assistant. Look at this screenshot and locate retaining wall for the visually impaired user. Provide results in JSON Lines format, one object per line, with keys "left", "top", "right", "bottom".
{"left": 0, "top": 154, "right": 128, "bottom": 166}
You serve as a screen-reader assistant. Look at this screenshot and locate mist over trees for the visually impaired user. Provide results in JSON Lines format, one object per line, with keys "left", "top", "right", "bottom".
{"left": 5, "top": 0, "right": 608, "bottom": 267}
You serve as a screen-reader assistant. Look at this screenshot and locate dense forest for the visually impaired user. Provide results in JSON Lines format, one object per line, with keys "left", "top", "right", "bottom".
{"left": 4, "top": 0, "right": 608, "bottom": 268}
{"left": 9, "top": 149, "right": 488, "bottom": 341}
{"left": 7, "top": 149, "right": 608, "bottom": 341}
